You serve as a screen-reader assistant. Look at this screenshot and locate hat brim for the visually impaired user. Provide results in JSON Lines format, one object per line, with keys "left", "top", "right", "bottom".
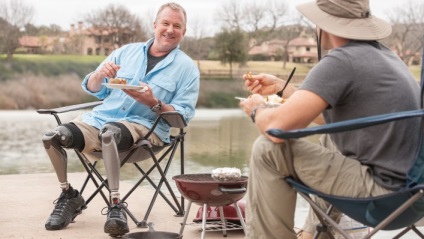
{"left": 297, "top": 1, "right": 392, "bottom": 40}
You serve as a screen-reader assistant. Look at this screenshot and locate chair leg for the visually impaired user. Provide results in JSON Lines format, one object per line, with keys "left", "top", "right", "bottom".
{"left": 298, "top": 192, "right": 353, "bottom": 239}
{"left": 150, "top": 151, "right": 183, "bottom": 212}
{"left": 411, "top": 225, "right": 424, "bottom": 238}
{"left": 180, "top": 135, "right": 185, "bottom": 214}
{"left": 119, "top": 144, "right": 183, "bottom": 227}
{"left": 366, "top": 191, "right": 424, "bottom": 239}
{"left": 393, "top": 225, "right": 424, "bottom": 239}
{"left": 76, "top": 152, "right": 109, "bottom": 205}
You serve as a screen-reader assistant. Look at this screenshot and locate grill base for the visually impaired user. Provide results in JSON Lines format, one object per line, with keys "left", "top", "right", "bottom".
{"left": 180, "top": 201, "right": 246, "bottom": 239}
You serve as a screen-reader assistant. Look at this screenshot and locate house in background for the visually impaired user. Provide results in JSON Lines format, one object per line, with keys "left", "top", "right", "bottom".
{"left": 249, "top": 39, "right": 286, "bottom": 61}
{"left": 288, "top": 37, "right": 318, "bottom": 63}
{"left": 67, "top": 21, "right": 118, "bottom": 56}
{"left": 18, "top": 21, "right": 126, "bottom": 56}
{"left": 248, "top": 37, "right": 318, "bottom": 63}
{"left": 18, "top": 35, "right": 64, "bottom": 54}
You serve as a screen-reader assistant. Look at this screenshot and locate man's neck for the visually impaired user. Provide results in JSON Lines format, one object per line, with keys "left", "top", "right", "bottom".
{"left": 329, "top": 34, "right": 349, "bottom": 49}
{"left": 149, "top": 44, "right": 174, "bottom": 57}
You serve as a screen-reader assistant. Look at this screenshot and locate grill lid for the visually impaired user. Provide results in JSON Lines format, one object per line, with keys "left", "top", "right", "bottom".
{"left": 173, "top": 173, "right": 247, "bottom": 183}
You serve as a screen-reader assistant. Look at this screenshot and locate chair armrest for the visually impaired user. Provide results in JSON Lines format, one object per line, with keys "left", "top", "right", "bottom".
{"left": 161, "top": 111, "right": 187, "bottom": 129}
{"left": 143, "top": 111, "right": 187, "bottom": 140}
{"left": 36, "top": 101, "right": 103, "bottom": 115}
{"left": 267, "top": 109, "right": 424, "bottom": 139}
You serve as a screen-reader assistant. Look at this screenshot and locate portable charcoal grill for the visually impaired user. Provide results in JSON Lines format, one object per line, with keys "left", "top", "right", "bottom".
{"left": 173, "top": 174, "right": 248, "bottom": 239}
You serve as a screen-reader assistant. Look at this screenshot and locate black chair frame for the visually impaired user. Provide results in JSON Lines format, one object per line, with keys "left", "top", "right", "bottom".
{"left": 37, "top": 101, "right": 186, "bottom": 228}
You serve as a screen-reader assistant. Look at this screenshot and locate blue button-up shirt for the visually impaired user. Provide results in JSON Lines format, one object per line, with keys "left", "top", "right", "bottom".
{"left": 80, "top": 38, "right": 200, "bottom": 143}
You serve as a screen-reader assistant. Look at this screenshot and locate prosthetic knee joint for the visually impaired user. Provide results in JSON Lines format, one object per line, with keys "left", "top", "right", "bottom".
{"left": 42, "top": 123, "right": 84, "bottom": 185}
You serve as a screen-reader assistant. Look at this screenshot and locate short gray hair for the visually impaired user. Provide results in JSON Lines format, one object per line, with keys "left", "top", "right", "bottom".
{"left": 155, "top": 2, "right": 187, "bottom": 26}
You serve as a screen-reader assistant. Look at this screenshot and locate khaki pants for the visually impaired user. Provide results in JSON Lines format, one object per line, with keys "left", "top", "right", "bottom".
{"left": 245, "top": 135, "right": 393, "bottom": 239}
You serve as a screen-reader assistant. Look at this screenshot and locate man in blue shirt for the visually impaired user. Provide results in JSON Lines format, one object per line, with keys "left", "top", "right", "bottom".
{"left": 42, "top": 2, "right": 199, "bottom": 237}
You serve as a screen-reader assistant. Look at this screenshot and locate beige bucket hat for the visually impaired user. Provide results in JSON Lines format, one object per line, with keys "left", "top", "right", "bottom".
{"left": 297, "top": 0, "right": 392, "bottom": 40}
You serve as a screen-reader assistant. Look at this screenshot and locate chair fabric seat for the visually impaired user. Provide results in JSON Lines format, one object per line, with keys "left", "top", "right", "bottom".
{"left": 286, "top": 177, "right": 424, "bottom": 230}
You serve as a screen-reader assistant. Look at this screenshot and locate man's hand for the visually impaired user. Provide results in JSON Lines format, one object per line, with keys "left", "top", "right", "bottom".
{"left": 240, "top": 94, "right": 266, "bottom": 118}
{"left": 123, "top": 83, "right": 157, "bottom": 108}
{"left": 243, "top": 73, "right": 284, "bottom": 96}
{"left": 87, "top": 61, "right": 121, "bottom": 92}
{"left": 98, "top": 61, "right": 121, "bottom": 79}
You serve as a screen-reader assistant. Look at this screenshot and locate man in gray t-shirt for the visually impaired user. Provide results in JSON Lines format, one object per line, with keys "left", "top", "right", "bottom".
{"left": 299, "top": 40, "right": 421, "bottom": 190}
{"left": 238, "top": 0, "right": 421, "bottom": 238}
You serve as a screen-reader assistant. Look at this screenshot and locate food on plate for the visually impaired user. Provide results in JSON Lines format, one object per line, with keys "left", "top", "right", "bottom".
{"left": 212, "top": 167, "right": 242, "bottom": 181}
{"left": 246, "top": 71, "right": 253, "bottom": 81}
{"left": 109, "top": 78, "right": 127, "bottom": 84}
{"left": 264, "top": 94, "right": 287, "bottom": 104}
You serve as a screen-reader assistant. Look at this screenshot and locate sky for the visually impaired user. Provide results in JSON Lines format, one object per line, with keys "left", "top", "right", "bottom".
{"left": 0, "top": 0, "right": 406, "bottom": 37}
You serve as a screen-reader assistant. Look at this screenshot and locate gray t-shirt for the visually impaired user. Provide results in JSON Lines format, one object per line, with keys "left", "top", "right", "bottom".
{"left": 299, "top": 41, "right": 421, "bottom": 190}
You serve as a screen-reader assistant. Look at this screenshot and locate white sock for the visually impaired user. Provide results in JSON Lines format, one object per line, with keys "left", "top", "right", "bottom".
{"left": 60, "top": 182, "right": 70, "bottom": 191}
{"left": 110, "top": 191, "right": 120, "bottom": 204}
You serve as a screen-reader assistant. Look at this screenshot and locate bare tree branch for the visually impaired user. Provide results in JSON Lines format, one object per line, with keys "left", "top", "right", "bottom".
{"left": 386, "top": 0, "right": 424, "bottom": 65}
{"left": 0, "top": 0, "right": 34, "bottom": 61}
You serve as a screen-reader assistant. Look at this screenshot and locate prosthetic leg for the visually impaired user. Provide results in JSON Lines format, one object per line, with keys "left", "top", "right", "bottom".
{"left": 99, "top": 122, "right": 133, "bottom": 204}
{"left": 42, "top": 123, "right": 84, "bottom": 191}
{"left": 99, "top": 122, "right": 133, "bottom": 236}
{"left": 42, "top": 123, "right": 86, "bottom": 230}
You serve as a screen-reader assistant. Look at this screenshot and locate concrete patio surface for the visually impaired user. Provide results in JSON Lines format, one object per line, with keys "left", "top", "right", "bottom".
{"left": 0, "top": 173, "right": 245, "bottom": 239}
{"left": 2, "top": 172, "right": 424, "bottom": 239}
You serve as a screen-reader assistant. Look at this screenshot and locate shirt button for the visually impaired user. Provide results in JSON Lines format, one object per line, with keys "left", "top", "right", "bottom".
{"left": 122, "top": 107, "right": 126, "bottom": 110}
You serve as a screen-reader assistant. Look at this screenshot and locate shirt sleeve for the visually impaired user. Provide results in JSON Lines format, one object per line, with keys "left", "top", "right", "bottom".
{"left": 298, "top": 49, "right": 354, "bottom": 108}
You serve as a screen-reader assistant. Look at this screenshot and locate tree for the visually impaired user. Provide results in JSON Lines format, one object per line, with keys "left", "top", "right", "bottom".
{"left": 386, "top": 1, "right": 424, "bottom": 65}
{"left": 214, "top": 29, "right": 248, "bottom": 78}
{"left": 275, "top": 23, "right": 304, "bottom": 69}
{"left": 24, "top": 23, "right": 64, "bottom": 36}
{"left": 0, "top": 0, "right": 34, "bottom": 61}
{"left": 84, "top": 4, "right": 147, "bottom": 49}
{"left": 217, "top": 0, "right": 290, "bottom": 50}
{"left": 179, "top": 16, "right": 209, "bottom": 68}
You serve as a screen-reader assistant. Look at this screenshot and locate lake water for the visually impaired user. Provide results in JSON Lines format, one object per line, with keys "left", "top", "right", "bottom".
{"left": 0, "top": 109, "right": 259, "bottom": 177}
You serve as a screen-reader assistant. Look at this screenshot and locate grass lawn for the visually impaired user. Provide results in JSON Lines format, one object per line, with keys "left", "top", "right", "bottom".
{"left": 1, "top": 54, "right": 422, "bottom": 80}
{"left": 198, "top": 60, "right": 313, "bottom": 75}
{"left": 9, "top": 54, "right": 104, "bottom": 64}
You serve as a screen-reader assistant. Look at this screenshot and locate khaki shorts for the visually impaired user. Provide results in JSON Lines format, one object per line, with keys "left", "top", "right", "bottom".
{"left": 70, "top": 115, "right": 163, "bottom": 154}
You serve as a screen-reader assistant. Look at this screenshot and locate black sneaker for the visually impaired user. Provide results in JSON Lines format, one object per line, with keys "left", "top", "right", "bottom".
{"left": 103, "top": 203, "right": 129, "bottom": 237}
{"left": 45, "top": 186, "right": 86, "bottom": 230}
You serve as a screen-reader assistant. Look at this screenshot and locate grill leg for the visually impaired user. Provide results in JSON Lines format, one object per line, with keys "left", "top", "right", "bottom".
{"left": 219, "top": 206, "right": 228, "bottom": 237}
{"left": 201, "top": 203, "right": 208, "bottom": 239}
{"left": 179, "top": 200, "right": 192, "bottom": 236}
{"left": 234, "top": 202, "right": 246, "bottom": 234}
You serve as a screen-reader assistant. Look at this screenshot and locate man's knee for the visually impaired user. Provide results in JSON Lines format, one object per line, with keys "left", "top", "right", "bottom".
{"left": 99, "top": 122, "right": 133, "bottom": 151}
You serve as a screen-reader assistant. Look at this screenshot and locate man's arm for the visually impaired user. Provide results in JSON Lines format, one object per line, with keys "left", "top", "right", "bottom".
{"left": 87, "top": 61, "right": 121, "bottom": 93}
{"left": 242, "top": 89, "right": 328, "bottom": 143}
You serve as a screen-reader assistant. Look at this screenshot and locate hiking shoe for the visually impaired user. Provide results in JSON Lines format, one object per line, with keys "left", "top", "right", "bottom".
{"left": 45, "top": 186, "right": 86, "bottom": 230}
{"left": 103, "top": 203, "right": 129, "bottom": 237}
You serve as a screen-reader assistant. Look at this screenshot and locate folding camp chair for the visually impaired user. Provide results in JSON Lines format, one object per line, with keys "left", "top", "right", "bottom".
{"left": 267, "top": 75, "right": 424, "bottom": 238}
{"left": 37, "top": 101, "right": 186, "bottom": 228}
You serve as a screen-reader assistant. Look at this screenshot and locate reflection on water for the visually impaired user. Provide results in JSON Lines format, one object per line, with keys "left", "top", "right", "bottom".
{"left": 0, "top": 109, "right": 259, "bottom": 183}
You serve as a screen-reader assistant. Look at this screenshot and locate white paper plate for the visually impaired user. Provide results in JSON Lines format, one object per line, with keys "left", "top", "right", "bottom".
{"left": 102, "top": 83, "right": 148, "bottom": 92}
{"left": 234, "top": 96, "right": 283, "bottom": 105}
{"left": 234, "top": 97, "right": 247, "bottom": 101}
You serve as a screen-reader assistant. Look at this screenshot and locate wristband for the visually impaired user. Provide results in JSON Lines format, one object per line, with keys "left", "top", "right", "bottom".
{"left": 250, "top": 105, "right": 266, "bottom": 123}
{"left": 150, "top": 100, "right": 162, "bottom": 113}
